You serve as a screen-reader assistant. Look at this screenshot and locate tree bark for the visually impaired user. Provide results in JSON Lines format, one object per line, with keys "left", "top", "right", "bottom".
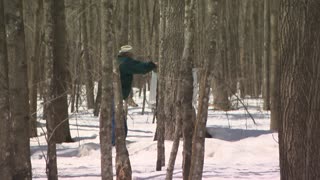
{"left": 0, "top": 0, "right": 12, "bottom": 176}
{"left": 29, "top": 0, "right": 43, "bottom": 138}
{"left": 279, "top": 0, "right": 320, "bottom": 179}
{"left": 43, "top": 0, "right": 57, "bottom": 178}
{"left": 5, "top": 0, "right": 32, "bottom": 178}
{"left": 180, "top": 0, "right": 196, "bottom": 179}
{"left": 113, "top": 1, "right": 132, "bottom": 178}
{"left": 212, "top": 0, "right": 231, "bottom": 111}
{"left": 99, "top": 0, "right": 114, "bottom": 178}
{"left": 269, "top": 0, "right": 280, "bottom": 131}
{"left": 163, "top": 0, "right": 184, "bottom": 140}
{"left": 156, "top": 0, "right": 167, "bottom": 171}
{"left": 81, "top": 0, "right": 95, "bottom": 109}
{"left": 189, "top": 0, "right": 218, "bottom": 179}
{"left": 52, "top": 0, "right": 73, "bottom": 143}
{"left": 262, "top": 0, "right": 270, "bottom": 110}
{"left": 238, "top": 0, "right": 248, "bottom": 98}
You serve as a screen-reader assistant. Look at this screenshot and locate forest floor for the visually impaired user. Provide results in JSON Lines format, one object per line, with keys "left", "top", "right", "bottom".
{"left": 31, "top": 90, "right": 280, "bottom": 179}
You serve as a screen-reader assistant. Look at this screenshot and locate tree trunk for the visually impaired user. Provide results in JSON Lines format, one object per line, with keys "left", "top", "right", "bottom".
{"left": 43, "top": 0, "right": 58, "bottom": 178}
{"left": 0, "top": 0, "right": 12, "bottom": 176}
{"left": 180, "top": 0, "right": 195, "bottom": 179}
{"left": 163, "top": 0, "right": 185, "bottom": 140}
{"left": 5, "top": 0, "right": 32, "bottom": 178}
{"left": 113, "top": 2, "right": 132, "bottom": 178}
{"left": 81, "top": 0, "right": 95, "bottom": 109}
{"left": 99, "top": 0, "right": 114, "bottom": 178}
{"left": 156, "top": 0, "right": 167, "bottom": 171}
{"left": 165, "top": 109, "right": 182, "bottom": 180}
{"left": 189, "top": 0, "right": 218, "bottom": 179}
{"left": 238, "top": 0, "right": 248, "bottom": 98}
{"left": 262, "top": 0, "right": 270, "bottom": 110}
{"left": 212, "top": 0, "right": 231, "bottom": 111}
{"left": 29, "top": 0, "right": 43, "bottom": 138}
{"left": 269, "top": 0, "right": 280, "bottom": 131}
{"left": 52, "top": 0, "right": 73, "bottom": 143}
{"left": 279, "top": 0, "right": 320, "bottom": 179}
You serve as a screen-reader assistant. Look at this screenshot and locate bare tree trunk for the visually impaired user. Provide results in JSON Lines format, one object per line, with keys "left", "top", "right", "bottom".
{"left": 238, "top": 0, "right": 248, "bottom": 98}
{"left": 0, "top": 0, "right": 12, "bottom": 176}
{"left": 43, "top": 0, "right": 57, "bottom": 178}
{"left": 165, "top": 111, "right": 182, "bottom": 180}
{"left": 52, "top": 0, "right": 73, "bottom": 143}
{"left": 5, "top": 0, "right": 32, "bottom": 178}
{"left": 99, "top": 0, "right": 114, "bottom": 178}
{"left": 114, "top": 3, "right": 132, "bottom": 178}
{"left": 180, "top": 0, "right": 195, "bottom": 179}
{"left": 189, "top": 0, "right": 218, "bottom": 179}
{"left": 212, "top": 0, "right": 231, "bottom": 111}
{"left": 262, "top": 0, "right": 270, "bottom": 110}
{"left": 270, "top": 0, "right": 280, "bottom": 131}
{"left": 279, "top": 0, "right": 320, "bottom": 179}
{"left": 29, "top": 0, "right": 43, "bottom": 138}
{"left": 163, "top": 0, "right": 184, "bottom": 140}
{"left": 156, "top": 0, "right": 167, "bottom": 171}
{"left": 81, "top": 0, "right": 95, "bottom": 109}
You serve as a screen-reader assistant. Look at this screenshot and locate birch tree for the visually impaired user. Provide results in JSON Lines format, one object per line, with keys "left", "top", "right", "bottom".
{"left": 189, "top": 0, "right": 218, "bottom": 179}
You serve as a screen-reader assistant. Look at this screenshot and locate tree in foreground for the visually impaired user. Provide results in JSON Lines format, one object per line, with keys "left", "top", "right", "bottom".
{"left": 188, "top": 0, "right": 218, "bottom": 179}
{"left": 43, "top": 0, "right": 58, "bottom": 178}
{"left": 5, "top": 0, "right": 32, "bottom": 178}
{"left": 0, "top": 0, "right": 12, "bottom": 177}
{"left": 279, "top": 0, "right": 320, "bottom": 179}
{"left": 99, "top": 0, "right": 114, "bottom": 179}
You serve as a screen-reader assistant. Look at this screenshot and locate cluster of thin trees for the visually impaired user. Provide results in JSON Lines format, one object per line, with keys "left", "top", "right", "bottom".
{"left": 0, "top": 0, "right": 319, "bottom": 179}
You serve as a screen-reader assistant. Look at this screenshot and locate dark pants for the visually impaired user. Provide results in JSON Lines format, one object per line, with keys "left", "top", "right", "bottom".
{"left": 111, "top": 108, "right": 128, "bottom": 146}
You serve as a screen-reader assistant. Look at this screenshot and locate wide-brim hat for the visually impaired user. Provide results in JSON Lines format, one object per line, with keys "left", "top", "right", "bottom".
{"left": 119, "top": 45, "right": 133, "bottom": 53}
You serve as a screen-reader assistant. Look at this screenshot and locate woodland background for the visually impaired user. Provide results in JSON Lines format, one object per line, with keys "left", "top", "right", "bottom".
{"left": 0, "top": 0, "right": 319, "bottom": 180}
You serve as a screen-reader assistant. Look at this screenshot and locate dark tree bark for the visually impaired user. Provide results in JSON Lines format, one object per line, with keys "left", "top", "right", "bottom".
{"left": 163, "top": 0, "right": 185, "bottom": 140}
{"left": 156, "top": 0, "right": 167, "bottom": 171}
{"left": 99, "top": 0, "right": 114, "bottom": 178}
{"left": 29, "top": 0, "right": 43, "bottom": 138}
{"left": 269, "top": 0, "right": 280, "bottom": 131}
{"left": 262, "top": 0, "right": 271, "bottom": 110}
{"left": 43, "top": 0, "right": 58, "bottom": 178}
{"left": 52, "top": 0, "right": 73, "bottom": 143}
{"left": 113, "top": 2, "right": 132, "bottom": 179}
{"left": 212, "top": 0, "right": 231, "bottom": 111}
{"left": 81, "top": 0, "right": 95, "bottom": 109}
{"left": 279, "top": 0, "right": 320, "bottom": 179}
{"left": 0, "top": 0, "right": 12, "bottom": 177}
{"left": 5, "top": 0, "right": 32, "bottom": 178}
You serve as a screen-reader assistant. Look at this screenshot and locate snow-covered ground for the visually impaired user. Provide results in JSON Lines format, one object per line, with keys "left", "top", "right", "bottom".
{"left": 31, "top": 92, "right": 280, "bottom": 179}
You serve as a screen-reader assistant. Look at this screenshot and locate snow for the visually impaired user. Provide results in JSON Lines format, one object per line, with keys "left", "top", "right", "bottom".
{"left": 31, "top": 93, "right": 280, "bottom": 179}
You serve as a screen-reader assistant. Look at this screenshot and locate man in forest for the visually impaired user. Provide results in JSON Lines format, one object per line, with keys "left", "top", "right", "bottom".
{"left": 112, "top": 45, "right": 157, "bottom": 145}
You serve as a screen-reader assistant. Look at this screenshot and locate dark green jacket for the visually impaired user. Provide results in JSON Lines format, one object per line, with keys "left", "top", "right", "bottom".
{"left": 118, "top": 56, "right": 156, "bottom": 100}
